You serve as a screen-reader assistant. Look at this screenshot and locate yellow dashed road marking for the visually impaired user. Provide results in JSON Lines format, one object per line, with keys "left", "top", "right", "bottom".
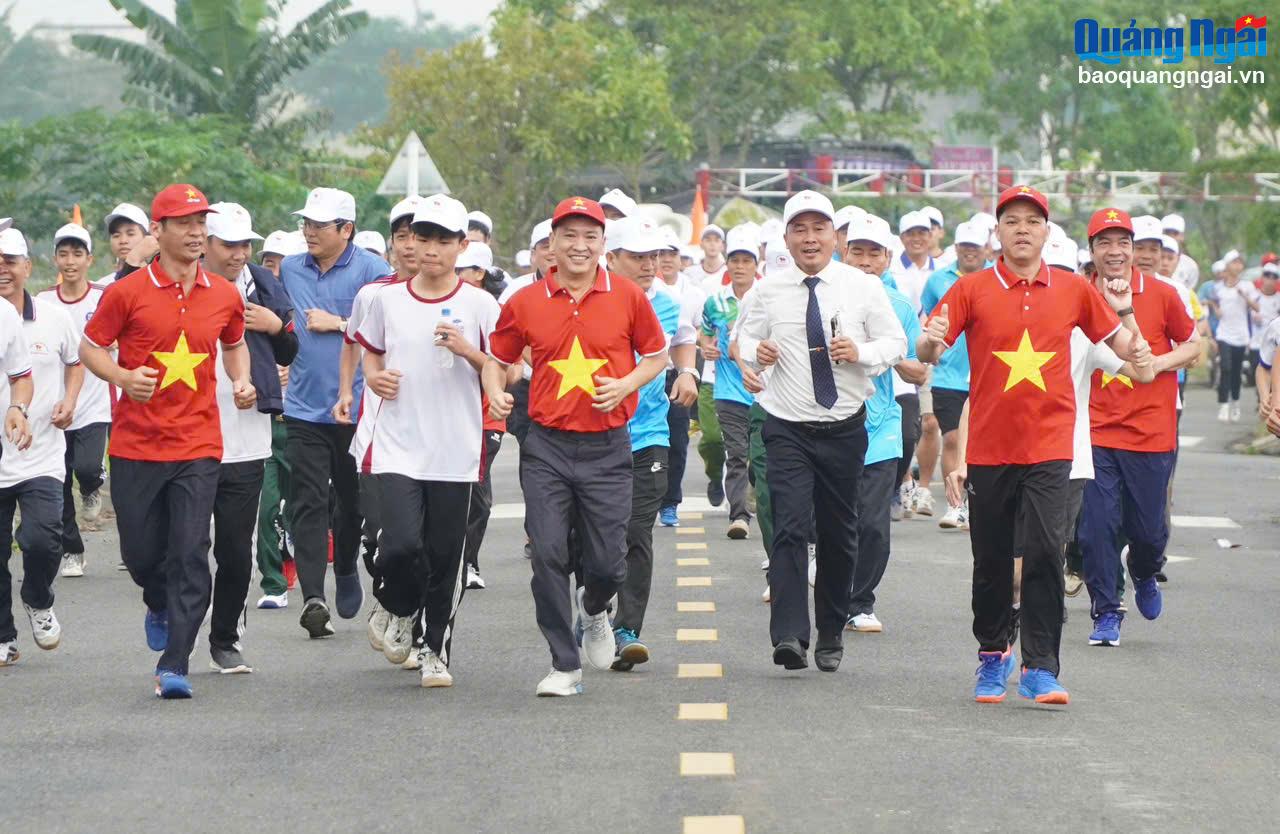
{"left": 677, "top": 628, "right": 718, "bottom": 642}
{"left": 678, "top": 702, "right": 728, "bottom": 721}
{"left": 677, "top": 663, "right": 723, "bottom": 678}
{"left": 680, "top": 752, "right": 736, "bottom": 777}
{"left": 677, "top": 542, "right": 708, "bottom": 551}
{"left": 682, "top": 512, "right": 704, "bottom": 520}
{"left": 678, "top": 557, "right": 710, "bottom": 567}
{"left": 677, "top": 576, "right": 712, "bottom": 587}
{"left": 677, "top": 527, "right": 707, "bottom": 535}
{"left": 677, "top": 601, "right": 716, "bottom": 613}
{"left": 683, "top": 816, "right": 745, "bottom": 834}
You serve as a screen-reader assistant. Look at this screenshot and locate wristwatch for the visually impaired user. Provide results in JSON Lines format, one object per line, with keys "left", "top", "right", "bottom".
{"left": 677, "top": 367, "right": 699, "bottom": 380}
{"left": 7, "top": 403, "right": 28, "bottom": 418}
{"left": 1116, "top": 307, "right": 1135, "bottom": 318}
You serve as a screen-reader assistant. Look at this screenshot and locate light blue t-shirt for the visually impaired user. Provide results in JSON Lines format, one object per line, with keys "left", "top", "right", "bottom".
{"left": 281, "top": 243, "right": 391, "bottom": 423}
{"left": 866, "top": 277, "right": 919, "bottom": 466}
{"left": 629, "top": 287, "right": 680, "bottom": 452}
{"left": 919, "top": 264, "right": 971, "bottom": 393}
{"left": 702, "top": 286, "right": 754, "bottom": 408}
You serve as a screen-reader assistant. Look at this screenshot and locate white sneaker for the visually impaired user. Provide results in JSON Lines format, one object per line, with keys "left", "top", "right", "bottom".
{"left": 60, "top": 552, "right": 85, "bottom": 577}
{"left": 0, "top": 641, "right": 18, "bottom": 666}
{"left": 367, "top": 601, "right": 391, "bottom": 651}
{"left": 577, "top": 586, "right": 616, "bottom": 670}
{"left": 848, "top": 612, "right": 883, "bottom": 633}
{"left": 402, "top": 649, "right": 422, "bottom": 671}
{"left": 938, "top": 504, "right": 965, "bottom": 529}
{"left": 761, "top": 585, "right": 771, "bottom": 603}
{"left": 898, "top": 481, "right": 915, "bottom": 518}
{"left": 536, "top": 667, "right": 583, "bottom": 696}
{"left": 82, "top": 489, "right": 103, "bottom": 525}
{"left": 24, "top": 604, "right": 61, "bottom": 650}
{"left": 420, "top": 649, "right": 453, "bottom": 688}
{"left": 466, "top": 564, "right": 486, "bottom": 590}
{"left": 912, "top": 487, "right": 935, "bottom": 517}
{"left": 1230, "top": 403, "right": 1241, "bottom": 423}
{"left": 381, "top": 615, "right": 415, "bottom": 665}
{"left": 256, "top": 592, "right": 288, "bottom": 609}
{"left": 808, "top": 555, "right": 817, "bottom": 588}
{"left": 760, "top": 557, "right": 770, "bottom": 571}
{"left": 1217, "top": 403, "right": 1230, "bottom": 422}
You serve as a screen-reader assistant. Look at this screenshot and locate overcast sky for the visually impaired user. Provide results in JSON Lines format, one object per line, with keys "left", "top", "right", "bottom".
{"left": 6, "top": 0, "right": 500, "bottom": 34}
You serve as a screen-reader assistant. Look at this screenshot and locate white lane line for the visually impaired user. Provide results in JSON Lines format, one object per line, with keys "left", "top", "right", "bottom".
{"left": 1171, "top": 515, "right": 1240, "bottom": 529}
{"left": 1178, "top": 435, "right": 1204, "bottom": 448}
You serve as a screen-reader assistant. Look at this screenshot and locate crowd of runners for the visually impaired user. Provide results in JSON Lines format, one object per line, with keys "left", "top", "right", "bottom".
{"left": 0, "top": 180, "right": 1277, "bottom": 704}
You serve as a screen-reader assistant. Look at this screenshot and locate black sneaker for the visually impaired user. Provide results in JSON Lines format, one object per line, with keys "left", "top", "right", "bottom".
{"left": 707, "top": 479, "right": 725, "bottom": 507}
{"left": 1154, "top": 570, "right": 1168, "bottom": 583}
{"left": 772, "top": 638, "right": 807, "bottom": 670}
{"left": 209, "top": 645, "right": 253, "bottom": 674}
{"left": 300, "top": 599, "right": 335, "bottom": 639}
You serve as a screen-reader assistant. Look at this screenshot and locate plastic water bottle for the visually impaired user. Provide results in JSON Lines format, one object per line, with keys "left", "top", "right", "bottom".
{"left": 437, "top": 308, "right": 455, "bottom": 369}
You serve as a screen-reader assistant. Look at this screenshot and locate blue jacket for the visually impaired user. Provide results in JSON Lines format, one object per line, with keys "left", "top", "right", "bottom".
{"left": 244, "top": 262, "right": 297, "bottom": 414}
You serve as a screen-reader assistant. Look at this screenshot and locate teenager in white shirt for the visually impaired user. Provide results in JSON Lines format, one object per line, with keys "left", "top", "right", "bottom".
{"left": 356, "top": 194, "right": 500, "bottom": 688}
{"left": 1206, "top": 251, "right": 1258, "bottom": 421}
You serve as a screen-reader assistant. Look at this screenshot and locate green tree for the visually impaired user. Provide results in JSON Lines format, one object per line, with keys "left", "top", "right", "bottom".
{"left": 369, "top": 4, "right": 691, "bottom": 256}
{"left": 71, "top": 0, "right": 368, "bottom": 129}
{"left": 0, "top": 8, "right": 127, "bottom": 120}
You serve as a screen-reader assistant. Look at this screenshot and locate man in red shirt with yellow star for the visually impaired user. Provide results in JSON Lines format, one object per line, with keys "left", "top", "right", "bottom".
{"left": 80, "top": 184, "right": 254, "bottom": 700}
{"left": 919, "top": 186, "right": 1150, "bottom": 706}
{"left": 483, "top": 197, "right": 667, "bottom": 697}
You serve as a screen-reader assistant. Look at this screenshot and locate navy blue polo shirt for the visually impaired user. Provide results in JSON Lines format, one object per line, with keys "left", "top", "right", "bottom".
{"left": 281, "top": 242, "right": 391, "bottom": 423}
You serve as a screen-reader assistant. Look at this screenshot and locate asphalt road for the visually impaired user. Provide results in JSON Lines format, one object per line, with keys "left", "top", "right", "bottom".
{"left": 1, "top": 385, "right": 1276, "bottom": 834}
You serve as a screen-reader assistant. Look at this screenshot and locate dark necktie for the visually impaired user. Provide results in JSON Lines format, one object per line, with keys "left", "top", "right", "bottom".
{"left": 803, "top": 276, "right": 838, "bottom": 409}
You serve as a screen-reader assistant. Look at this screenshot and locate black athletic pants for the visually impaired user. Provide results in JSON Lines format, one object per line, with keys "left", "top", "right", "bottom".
{"left": 284, "top": 418, "right": 362, "bottom": 604}
{"left": 209, "top": 460, "right": 265, "bottom": 650}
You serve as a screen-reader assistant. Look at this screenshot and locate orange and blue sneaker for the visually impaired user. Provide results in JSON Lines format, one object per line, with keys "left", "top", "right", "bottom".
{"left": 1001, "top": 645, "right": 1018, "bottom": 682}
{"left": 1018, "top": 667, "right": 1069, "bottom": 705}
{"left": 974, "top": 652, "right": 1007, "bottom": 703}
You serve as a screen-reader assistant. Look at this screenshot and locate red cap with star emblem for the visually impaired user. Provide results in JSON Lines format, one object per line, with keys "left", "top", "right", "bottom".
{"left": 151, "top": 183, "right": 216, "bottom": 222}
{"left": 1086, "top": 207, "right": 1134, "bottom": 240}
{"left": 551, "top": 196, "right": 606, "bottom": 228}
{"left": 995, "top": 185, "right": 1049, "bottom": 220}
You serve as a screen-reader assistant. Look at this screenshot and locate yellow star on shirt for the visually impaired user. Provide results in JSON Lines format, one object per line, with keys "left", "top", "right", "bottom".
{"left": 548, "top": 336, "right": 608, "bottom": 399}
{"left": 993, "top": 330, "right": 1056, "bottom": 392}
{"left": 1101, "top": 372, "right": 1133, "bottom": 388}
{"left": 152, "top": 331, "right": 208, "bottom": 392}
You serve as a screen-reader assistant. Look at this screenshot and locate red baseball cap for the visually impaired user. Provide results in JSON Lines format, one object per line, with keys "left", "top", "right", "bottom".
{"left": 995, "top": 185, "right": 1049, "bottom": 220}
{"left": 1087, "top": 207, "right": 1134, "bottom": 240}
{"left": 151, "top": 183, "right": 216, "bottom": 222}
{"left": 551, "top": 196, "right": 606, "bottom": 228}
{"left": 1261, "top": 251, "right": 1279, "bottom": 266}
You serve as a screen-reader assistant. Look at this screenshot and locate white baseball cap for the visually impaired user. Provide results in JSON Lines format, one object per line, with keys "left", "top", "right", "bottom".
{"left": 680, "top": 244, "right": 702, "bottom": 261}
{"left": 413, "top": 193, "right": 468, "bottom": 234}
{"left": 1160, "top": 213, "right": 1185, "bottom": 233}
{"left": 515, "top": 249, "right": 531, "bottom": 269}
{"left": 529, "top": 218, "right": 553, "bottom": 249}
{"left": 293, "top": 187, "right": 357, "bottom": 223}
{"left": 467, "top": 210, "right": 493, "bottom": 235}
{"left": 725, "top": 225, "right": 760, "bottom": 259}
{"left": 970, "top": 211, "right": 997, "bottom": 233}
{"left": 1222, "top": 249, "right": 1242, "bottom": 264}
{"left": 0, "top": 228, "right": 29, "bottom": 258}
{"left": 53, "top": 222, "right": 92, "bottom": 253}
{"left": 599, "top": 189, "right": 637, "bottom": 217}
{"left": 1211, "top": 259, "right": 1225, "bottom": 274}
{"left": 1262, "top": 262, "right": 1279, "bottom": 277}
{"left": 922, "top": 206, "right": 944, "bottom": 227}
{"left": 898, "top": 210, "right": 930, "bottom": 234}
{"left": 1160, "top": 235, "right": 1179, "bottom": 254}
{"left": 104, "top": 202, "right": 150, "bottom": 232}
{"left": 389, "top": 195, "right": 424, "bottom": 227}
{"left": 845, "top": 215, "right": 894, "bottom": 250}
{"left": 1077, "top": 248, "right": 1092, "bottom": 266}
{"left": 701, "top": 223, "right": 726, "bottom": 240}
{"left": 456, "top": 241, "right": 493, "bottom": 271}
{"left": 206, "top": 202, "right": 263, "bottom": 242}
{"left": 607, "top": 216, "right": 666, "bottom": 253}
{"left": 953, "top": 220, "right": 988, "bottom": 248}
{"left": 782, "top": 190, "right": 836, "bottom": 227}
{"left": 764, "top": 238, "right": 793, "bottom": 274}
{"left": 261, "top": 230, "right": 305, "bottom": 257}
{"left": 759, "top": 218, "right": 784, "bottom": 240}
{"left": 659, "top": 227, "right": 682, "bottom": 252}
{"left": 1131, "top": 215, "right": 1162, "bottom": 243}
{"left": 833, "top": 205, "right": 865, "bottom": 232}
{"left": 1043, "top": 238, "right": 1076, "bottom": 270}
{"left": 353, "top": 230, "right": 386, "bottom": 255}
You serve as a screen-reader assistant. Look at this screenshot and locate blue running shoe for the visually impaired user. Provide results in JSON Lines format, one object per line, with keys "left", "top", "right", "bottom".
{"left": 1088, "top": 611, "right": 1123, "bottom": 646}
{"left": 155, "top": 671, "right": 192, "bottom": 700}
{"left": 1134, "top": 576, "right": 1162, "bottom": 620}
{"left": 1001, "top": 646, "right": 1018, "bottom": 682}
{"left": 1018, "top": 668, "right": 1069, "bottom": 705}
{"left": 613, "top": 627, "right": 649, "bottom": 669}
{"left": 974, "top": 652, "right": 1007, "bottom": 703}
{"left": 659, "top": 506, "right": 679, "bottom": 527}
{"left": 144, "top": 609, "right": 168, "bottom": 652}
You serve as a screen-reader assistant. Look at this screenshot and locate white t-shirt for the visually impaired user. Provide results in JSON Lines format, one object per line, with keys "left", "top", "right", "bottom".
{"left": 1172, "top": 253, "right": 1199, "bottom": 291}
{"left": 498, "top": 272, "right": 538, "bottom": 306}
{"left": 688, "top": 261, "right": 727, "bottom": 297}
{"left": 0, "top": 300, "right": 31, "bottom": 381}
{"left": 345, "top": 278, "right": 400, "bottom": 471}
{"left": 1259, "top": 317, "right": 1280, "bottom": 369}
{"left": 1212, "top": 281, "right": 1257, "bottom": 347}
{"left": 1069, "top": 328, "right": 1125, "bottom": 481}
{"left": 1250, "top": 290, "right": 1280, "bottom": 350}
{"left": 355, "top": 280, "right": 499, "bottom": 482}
{"left": 38, "top": 283, "right": 114, "bottom": 429}
{"left": 215, "top": 267, "right": 272, "bottom": 464}
{"left": 888, "top": 252, "right": 936, "bottom": 314}
{"left": 0, "top": 297, "right": 79, "bottom": 488}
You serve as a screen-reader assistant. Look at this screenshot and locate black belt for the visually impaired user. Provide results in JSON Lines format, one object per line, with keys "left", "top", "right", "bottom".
{"left": 774, "top": 405, "right": 866, "bottom": 434}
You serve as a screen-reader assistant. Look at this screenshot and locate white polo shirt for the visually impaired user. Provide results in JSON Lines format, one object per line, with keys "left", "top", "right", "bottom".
{"left": 0, "top": 295, "right": 79, "bottom": 488}
{"left": 0, "top": 300, "right": 31, "bottom": 381}
{"left": 38, "top": 282, "right": 114, "bottom": 429}
{"left": 355, "top": 280, "right": 499, "bottom": 482}
{"left": 1212, "top": 281, "right": 1258, "bottom": 347}
{"left": 215, "top": 267, "right": 272, "bottom": 464}
{"left": 888, "top": 251, "right": 936, "bottom": 313}
{"left": 1250, "top": 289, "right": 1280, "bottom": 350}
{"left": 344, "top": 277, "right": 401, "bottom": 471}
{"left": 1068, "top": 328, "right": 1124, "bottom": 481}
